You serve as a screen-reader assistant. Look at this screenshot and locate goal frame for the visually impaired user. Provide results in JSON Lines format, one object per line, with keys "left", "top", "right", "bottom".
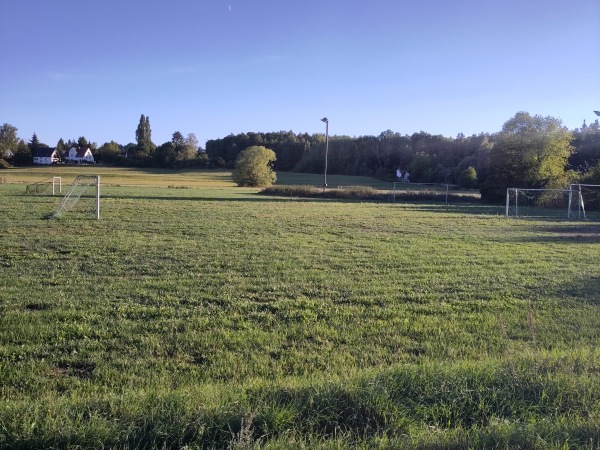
{"left": 392, "top": 182, "right": 450, "bottom": 204}
{"left": 568, "top": 184, "right": 600, "bottom": 220}
{"left": 51, "top": 175, "right": 100, "bottom": 220}
{"left": 505, "top": 188, "right": 578, "bottom": 219}
{"left": 52, "top": 176, "right": 62, "bottom": 195}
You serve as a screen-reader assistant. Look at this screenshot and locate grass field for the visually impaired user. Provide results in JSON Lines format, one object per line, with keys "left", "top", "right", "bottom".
{"left": 1, "top": 167, "right": 599, "bottom": 449}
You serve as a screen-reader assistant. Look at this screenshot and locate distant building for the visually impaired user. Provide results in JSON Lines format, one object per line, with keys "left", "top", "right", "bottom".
{"left": 32, "top": 147, "right": 60, "bottom": 165}
{"left": 65, "top": 146, "right": 95, "bottom": 164}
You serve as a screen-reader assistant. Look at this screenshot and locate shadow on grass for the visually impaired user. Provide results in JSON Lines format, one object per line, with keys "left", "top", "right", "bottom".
{"left": 101, "top": 193, "right": 332, "bottom": 203}
{"left": 100, "top": 194, "right": 496, "bottom": 210}
{"left": 499, "top": 223, "right": 600, "bottom": 244}
{"left": 406, "top": 204, "right": 504, "bottom": 216}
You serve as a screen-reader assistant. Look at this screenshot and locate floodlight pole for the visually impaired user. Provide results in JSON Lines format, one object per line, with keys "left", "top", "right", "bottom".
{"left": 321, "top": 117, "right": 329, "bottom": 190}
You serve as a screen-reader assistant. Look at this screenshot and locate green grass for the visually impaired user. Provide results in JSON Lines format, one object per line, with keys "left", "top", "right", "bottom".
{"left": 1, "top": 168, "right": 599, "bottom": 448}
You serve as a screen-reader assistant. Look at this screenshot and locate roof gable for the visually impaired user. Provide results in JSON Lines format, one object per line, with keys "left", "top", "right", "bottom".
{"left": 67, "top": 146, "right": 93, "bottom": 158}
{"left": 33, "top": 147, "right": 57, "bottom": 158}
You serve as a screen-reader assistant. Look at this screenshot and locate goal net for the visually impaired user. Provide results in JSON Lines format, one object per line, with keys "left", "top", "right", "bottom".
{"left": 25, "top": 176, "right": 62, "bottom": 195}
{"left": 391, "top": 182, "right": 480, "bottom": 204}
{"left": 505, "top": 188, "right": 580, "bottom": 219}
{"left": 568, "top": 184, "right": 600, "bottom": 220}
{"left": 51, "top": 175, "right": 100, "bottom": 219}
{"left": 392, "top": 182, "right": 451, "bottom": 203}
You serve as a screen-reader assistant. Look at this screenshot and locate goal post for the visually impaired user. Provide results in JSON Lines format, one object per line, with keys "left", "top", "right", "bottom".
{"left": 51, "top": 175, "right": 100, "bottom": 219}
{"left": 52, "top": 176, "right": 62, "bottom": 195}
{"left": 568, "top": 184, "right": 600, "bottom": 220}
{"left": 96, "top": 175, "right": 100, "bottom": 220}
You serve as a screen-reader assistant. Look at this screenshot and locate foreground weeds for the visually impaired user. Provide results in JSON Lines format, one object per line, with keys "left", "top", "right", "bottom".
{"left": 1, "top": 353, "right": 599, "bottom": 448}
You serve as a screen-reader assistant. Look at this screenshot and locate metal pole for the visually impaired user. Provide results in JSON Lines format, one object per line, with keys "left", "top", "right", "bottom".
{"left": 321, "top": 117, "right": 328, "bottom": 190}
{"left": 96, "top": 175, "right": 100, "bottom": 220}
{"left": 567, "top": 184, "right": 573, "bottom": 219}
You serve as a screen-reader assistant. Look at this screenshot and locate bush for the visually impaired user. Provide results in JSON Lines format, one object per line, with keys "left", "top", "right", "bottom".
{"left": 457, "top": 166, "right": 478, "bottom": 189}
{"left": 261, "top": 185, "right": 390, "bottom": 201}
{"left": 260, "top": 184, "right": 481, "bottom": 204}
{"left": 0, "top": 158, "right": 12, "bottom": 169}
{"left": 232, "top": 146, "right": 277, "bottom": 187}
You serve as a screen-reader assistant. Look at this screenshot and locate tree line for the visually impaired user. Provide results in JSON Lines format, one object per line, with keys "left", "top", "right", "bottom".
{"left": 206, "top": 112, "right": 600, "bottom": 201}
{"left": 1, "top": 112, "right": 600, "bottom": 201}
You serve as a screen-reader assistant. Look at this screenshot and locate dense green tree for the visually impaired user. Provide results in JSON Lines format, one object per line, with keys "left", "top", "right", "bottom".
{"left": 409, "top": 152, "right": 436, "bottom": 182}
{"left": 96, "top": 141, "right": 121, "bottom": 163}
{"left": 0, "top": 123, "right": 19, "bottom": 159}
{"left": 580, "top": 160, "right": 600, "bottom": 185}
{"left": 578, "top": 161, "right": 600, "bottom": 210}
{"left": 56, "top": 138, "right": 66, "bottom": 156}
{"left": 173, "top": 133, "right": 199, "bottom": 164}
{"left": 133, "top": 114, "right": 155, "bottom": 160}
{"left": 153, "top": 141, "right": 177, "bottom": 167}
{"left": 457, "top": 166, "right": 478, "bottom": 189}
{"left": 13, "top": 139, "right": 32, "bottom": 165}
{"left": 569, "top": 120, "right": 600, "bottom": 170}
{"left": 171, "top": 131, "right": 185, "bottom": 149}
{"left": 481, "top": 112, "right": 573, "bottom": 201}
{"left": 77, "top": 136, "right": 89, "bottom": 147}
{"left": 151, "top": 132, "right": 200, "bottom": 168}
{"left": 28, "top": 133, "right": 46, "bottom": 152}
{"left": 232, "top": 146, "right": 277, "bottom": 187}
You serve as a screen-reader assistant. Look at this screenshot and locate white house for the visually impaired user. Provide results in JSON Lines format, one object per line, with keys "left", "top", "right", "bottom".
{"left": 65, "top": 146, "right": 95, "bottom": 164}
{"left": 33, "top": 147, "right": 60, "bottom": 165}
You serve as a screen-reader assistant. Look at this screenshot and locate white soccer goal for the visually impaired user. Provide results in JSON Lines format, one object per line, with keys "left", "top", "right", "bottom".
{"left": 568, "top": 184, "right": 600, "bottom": 220}
{"left": 506, "top": 188, "right": 581, "bottom": 219}
{"left": 25, "top": 176, "right": 62, "bottom": 195}
{"left": 51, "top": 175, "right": 100, "bottom": 219}
{"left": 392, "top": 182, "right": 451, "bottom": 203}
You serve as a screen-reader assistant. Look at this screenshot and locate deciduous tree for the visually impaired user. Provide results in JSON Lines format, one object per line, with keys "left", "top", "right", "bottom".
{"left": 13, "top": 139, "right": 32, "bottom": 165}
{"left": 481, "top": 112, "right": 573, "bottom": 201}
{"left": 232, "top": 146, "right": 277, "bottom": 187}
{"left": 97, "top": 141, "right": 121, "bottom": 163}
{"left": 457, "top": 166, "right": 478, "bottom": 189}
{"left": 0, "top": 123, "right": 19, "bottom": 159}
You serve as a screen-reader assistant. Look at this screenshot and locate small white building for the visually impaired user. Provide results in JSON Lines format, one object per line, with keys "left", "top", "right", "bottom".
{"left": 65, "top": 146, "right": 95, "bottom": 164}
{"left": 33, "top": 148, "right": 60, "bottom": 165}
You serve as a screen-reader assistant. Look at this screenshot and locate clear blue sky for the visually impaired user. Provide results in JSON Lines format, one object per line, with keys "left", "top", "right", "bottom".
{"left": 1, "top": 0, "right": 599, "bottom": 148}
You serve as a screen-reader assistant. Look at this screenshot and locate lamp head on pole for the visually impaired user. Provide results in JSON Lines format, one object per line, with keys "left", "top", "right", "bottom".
{"left": 321, "top": 117, "right": 328, "bottom": 124}
{"left": 594, "top": 111, "right": 600, "bottom": 117}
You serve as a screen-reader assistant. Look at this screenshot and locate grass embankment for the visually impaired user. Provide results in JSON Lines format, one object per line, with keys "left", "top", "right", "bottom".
{"left": 0, "top": 168, "right": 599, "bottom": 448}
